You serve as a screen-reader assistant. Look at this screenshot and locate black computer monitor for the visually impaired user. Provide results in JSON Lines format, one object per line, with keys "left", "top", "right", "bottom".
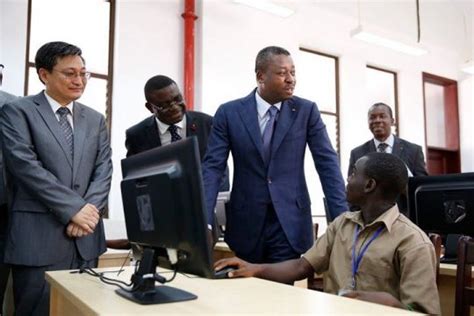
{"left": 407, "top": 172, "right": 474, "bottom": 238}
{"left": 118, "top": 137, "right": 214, "bottom": 304}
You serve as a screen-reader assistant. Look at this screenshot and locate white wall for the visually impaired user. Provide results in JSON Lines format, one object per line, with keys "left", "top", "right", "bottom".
{"left": 109, "top": 0, "right": 184, "bottom": 221}
{"left": 0, "top": 0, "right": 27, "bottom": 94}
{"left": 0, "top": 1, "right": 473, "bottom": 230}
{"left": 459, "top": 75, "right": 474, "bottom": 172}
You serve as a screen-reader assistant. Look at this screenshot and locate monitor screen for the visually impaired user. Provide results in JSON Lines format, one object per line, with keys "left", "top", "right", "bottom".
{"left": 119, "top": 137, "right": 214, "bottom": 304}
{"left": 407, "top": 172, "right": 474, "bottom": 237}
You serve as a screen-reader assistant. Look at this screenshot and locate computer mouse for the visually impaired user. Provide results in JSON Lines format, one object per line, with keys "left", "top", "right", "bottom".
{"left": 214, "top": 266, "right": 237, "bottom": 279}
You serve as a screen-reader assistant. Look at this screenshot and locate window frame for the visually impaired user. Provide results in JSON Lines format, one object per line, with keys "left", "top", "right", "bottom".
{"left": 366, "top": 65, "right": 399, "bottom": 135}
{"left": 23, "top": 0, "right": 116, "bottom": 132}
{"left": 299, "top": 47, "right": 341, "bottom": 157}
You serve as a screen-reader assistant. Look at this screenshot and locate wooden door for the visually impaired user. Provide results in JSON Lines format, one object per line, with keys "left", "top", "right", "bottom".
{"left": 423, "top": 73, "right": 461, "bottom": 175}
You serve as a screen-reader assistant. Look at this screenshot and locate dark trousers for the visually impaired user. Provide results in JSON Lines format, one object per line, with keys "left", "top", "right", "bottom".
{"left": 11, "top": 244, "right": 98, "bottom": 316}
{"left": 0, "top": 204, "right": 9, "bottom": 311}
{"left": 0, "top": 260, "right": 8, "bottom": 315}
{"left": 237, "top": 204, "right": 300, "bottom": 265}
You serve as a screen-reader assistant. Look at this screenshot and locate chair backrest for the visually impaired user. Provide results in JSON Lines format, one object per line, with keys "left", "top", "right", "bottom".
{"left": 429, "top": 233, "right": 442, "bottom": 285}
{"left": 455, "top": 236, "right": 474, "bottom": 316}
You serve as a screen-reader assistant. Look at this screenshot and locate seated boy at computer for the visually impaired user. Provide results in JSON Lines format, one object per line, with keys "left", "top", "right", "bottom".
{"left": 215, "top": 153, "right": 440, "bottom": 314}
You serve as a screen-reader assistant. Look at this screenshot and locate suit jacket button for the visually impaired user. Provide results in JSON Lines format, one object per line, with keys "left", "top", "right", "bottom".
{"left": 74, "top": 184, "right": 80, "bottom": 189}
{"left": 267, "top": 178, "right": 272, "bottom": 184}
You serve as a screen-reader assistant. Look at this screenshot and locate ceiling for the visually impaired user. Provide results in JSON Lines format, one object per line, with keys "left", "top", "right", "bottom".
{"left": 286, "top": 0, "right": 473, "bottom": 60}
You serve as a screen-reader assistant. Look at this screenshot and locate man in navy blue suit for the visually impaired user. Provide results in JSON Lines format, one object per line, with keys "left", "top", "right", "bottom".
{"left": 203, "top": 46, "right": 347, "bottom": 264}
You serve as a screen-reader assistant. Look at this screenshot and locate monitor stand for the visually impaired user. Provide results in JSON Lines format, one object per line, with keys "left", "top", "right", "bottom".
{"left": 116, "top": 247, "right": 197, "bottom": 304}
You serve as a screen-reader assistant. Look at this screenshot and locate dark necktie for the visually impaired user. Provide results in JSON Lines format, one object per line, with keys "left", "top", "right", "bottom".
{"left": 377, "top": 143, "right": 388, "bottom": 153}
{"left": 56, "top": 107, "right": 74, "bottom": 158}
{"left": 168, "top": 124, "right": 182, "bottom": 142}
{"left": 262, "top": 106, "right": 279, "bottom": 163}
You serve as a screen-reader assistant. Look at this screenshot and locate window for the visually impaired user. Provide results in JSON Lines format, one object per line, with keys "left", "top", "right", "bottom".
{"left": 366, "top": 65, "right": 399, "bottom": 134}
{"left": 24, "top": 0, "right": 115, "bottom": 129}
{"left": 296, "top": 48, "right": 340, "bottom": 230}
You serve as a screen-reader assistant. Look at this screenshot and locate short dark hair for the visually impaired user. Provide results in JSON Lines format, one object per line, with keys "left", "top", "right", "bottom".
{"left": 35, "top": 41, "right": 83, "bottom": 73}
{"left": 363, "top": 152, "right": 408, "bottom": 201}
{"left": 255, "top": 46, "right": 290, "bottom": 73}
{"left": 369, "top": 102, "right": 393, "bottom": 119}
{"left": 144, "top": 75, "right": 177, "bottom": 101}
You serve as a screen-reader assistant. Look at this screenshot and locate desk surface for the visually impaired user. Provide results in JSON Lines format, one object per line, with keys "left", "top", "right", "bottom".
{"left": 440, "top": 263, "right": 474, "bottom": 277}
{"left": 46, "top": 267, "right": 414, "bottom": 315}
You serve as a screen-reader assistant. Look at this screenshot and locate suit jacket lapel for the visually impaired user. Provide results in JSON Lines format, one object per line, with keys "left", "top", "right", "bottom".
{"left": 392, "top": 136, "right": 403, "bottom": 157}
{"left": 72, "top": 103, "right": 87, "bottom": 180}
{"left": 237, "top": 91, "right": 265, "bottom": 162}
{"left": 368, "top": 140, "right": 377, "bottom": 153}
{"left": 185, "top": 112, "right": 198, "bottom": 138}
{"left": 33, "top": 92, "right": 73, "bottom": 168}
{"left": 146, "top": 116, "right": 161, "bottom": 149}
{"left": 270, "top": 99, "right": 297, "bottom": 158}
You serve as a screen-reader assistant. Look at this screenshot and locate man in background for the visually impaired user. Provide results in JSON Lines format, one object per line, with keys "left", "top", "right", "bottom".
{"left": 0, "top": 63, "right": 17, "bottom": 315}
{"left": 215, "top": 153, "right": 440, "bottom": 315}
{"left": 348, "top": 102, "right": 428, "bottom": 177}
{"left": 126, "top": 74, "right": 228, "bottom": 187}
{"left": 203, "top": 46, "right": 347, "bottom": 264}
{"left": 0, "top": 42, "right": 112, "bottom": 315}
{"left": 348, "top": 102, "right": 428, "bottom": 213}
{"left": 125, "top": 74, "right": 228, "bottom": 186}
{"left": 112, "top": 75, "right": 228, "bottom": 250}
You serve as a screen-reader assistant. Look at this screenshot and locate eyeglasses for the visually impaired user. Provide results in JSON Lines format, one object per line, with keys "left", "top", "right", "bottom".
{"left": 53, "top": 69, "right": 91, "bottom": 81}
{"left": 149, "top": 95, "right": 184, "bottom": 111}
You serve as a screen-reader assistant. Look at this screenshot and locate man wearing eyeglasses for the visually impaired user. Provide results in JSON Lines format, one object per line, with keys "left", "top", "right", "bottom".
{"left": 125, "top": 75, "right": 229, "bottom": 189}
{"left": 0, "top": 41, "right": 112, "bottom": 315}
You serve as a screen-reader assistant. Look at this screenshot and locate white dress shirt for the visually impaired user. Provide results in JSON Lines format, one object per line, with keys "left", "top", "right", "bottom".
{"left": 45, "top": 91, "right": 74, "bottom": 129}
{"left": 255, "top": 91, "right": 281, "bottom": 135}
{"left": 155, "top": 115, "right": 187, "bottom": 145}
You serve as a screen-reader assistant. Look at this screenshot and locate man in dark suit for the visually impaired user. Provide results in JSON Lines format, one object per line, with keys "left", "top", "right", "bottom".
{"left": 0, "top": 42, "right": 112, "bottom": 315}
{"left": 0, "top": 64, "right": 17, "bottom": 315}
{"left": 125, "top": 75, "right": 228, "bottom": 189}
{"left": 202, "top": 46, "right": 347, "bottom": 264}
{"left": 348, "top": 102, "right": 428, "bottom": 214}
{"left": 118, "top": 75, "right": 228, "bottom": 250}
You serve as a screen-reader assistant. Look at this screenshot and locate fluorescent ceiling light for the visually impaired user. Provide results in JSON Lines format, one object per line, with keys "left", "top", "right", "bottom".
{"left": 351, "top": 26, "right": 428, "bottom": 56}
{"left": 461, "top": 61, "right": 474, "bottom": 75}
{"left": 233, "top": 0, "right": 294, "bottom": 18}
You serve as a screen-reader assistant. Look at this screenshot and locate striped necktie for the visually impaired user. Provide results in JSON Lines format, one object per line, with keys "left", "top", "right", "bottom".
{"left": 57, "top": 107, "right": 74, "bottom": 158}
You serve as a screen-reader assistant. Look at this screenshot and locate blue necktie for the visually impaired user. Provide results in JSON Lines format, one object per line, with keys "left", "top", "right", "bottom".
{"left": 169, "top": 124, "right": 182, "bottom": 142}
{"left": 56, "top": 107, "right": 74, "bottom": 159}
{"left": 262, "top": 106, "right": 279, "bottom": 163}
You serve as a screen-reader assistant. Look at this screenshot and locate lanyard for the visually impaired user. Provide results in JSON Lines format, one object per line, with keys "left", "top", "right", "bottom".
{"left": 350, "top": 225, "right": 385, "bottom": 289}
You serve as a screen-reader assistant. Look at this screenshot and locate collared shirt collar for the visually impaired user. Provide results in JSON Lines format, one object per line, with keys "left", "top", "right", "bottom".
{"left": 44, "top": 91, "right": 74, "bottom": 115}
{"left": 155, "top": 115, "right": 186, "bottom": 136}
{"left": 344, "top": 204, "right": 400, "bottom": 233}
{"left": 255, "top": 90, "right": 282, "bottom": 119}
{"left": 373, "top": 134, "right": 394, "bottom": 151}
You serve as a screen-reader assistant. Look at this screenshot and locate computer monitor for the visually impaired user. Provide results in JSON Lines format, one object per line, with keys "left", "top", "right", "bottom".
{"left": 407, "top": 172, "right": 474, "bottom": 238}
{"left": 118, "top": 137, "right": 214, "bottom": 304}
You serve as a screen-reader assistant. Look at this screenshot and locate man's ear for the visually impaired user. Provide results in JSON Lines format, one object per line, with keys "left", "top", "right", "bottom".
{"left": 364, "top": 178, "right": 377, "bottom": 193}
{"left": 38, "top": 68, "right": 49, "bottom": 85}
{"left": 145, "top": 102, "right": 154, "bottom": 114}
{"left": 256, "top": 71, "right": 265, "bottom": 85}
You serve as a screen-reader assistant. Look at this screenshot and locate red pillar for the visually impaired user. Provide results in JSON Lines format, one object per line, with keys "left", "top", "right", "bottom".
{"left": 182, "top": 0, "right": 197, "bottom": 110}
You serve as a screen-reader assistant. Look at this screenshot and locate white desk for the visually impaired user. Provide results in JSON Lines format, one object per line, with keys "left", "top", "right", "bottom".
{"left": 46, "top": 267, "right": 415, "bottom": 315}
